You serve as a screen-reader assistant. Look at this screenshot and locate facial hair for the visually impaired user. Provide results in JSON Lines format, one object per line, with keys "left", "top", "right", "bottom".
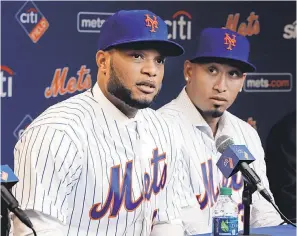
{"left": 107, "top": 59, "right": 159, "bottom": 109}
{"left": 196, "top": 105, "right": 224, "bottom": 118}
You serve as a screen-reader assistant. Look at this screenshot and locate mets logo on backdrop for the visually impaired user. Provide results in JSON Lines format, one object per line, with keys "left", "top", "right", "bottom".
{"left": 15, "top": 1, "right": 49, "bottom": 43}
{"left": 45, "top": 65, "right": 92, "bottom": 98}
{"left": 224, "top": 33, "right": 236, "bottom": 50}
{"left": 145, "top": 14, "right": 158, "bottom": 32}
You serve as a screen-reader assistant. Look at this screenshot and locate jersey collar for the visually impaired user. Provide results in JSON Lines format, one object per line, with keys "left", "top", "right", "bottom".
{"left": 175, "top": 86, "right": 232, "bottom": 139}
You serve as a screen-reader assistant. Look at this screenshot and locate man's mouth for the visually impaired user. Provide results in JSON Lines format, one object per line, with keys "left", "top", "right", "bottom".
{"left": 136, "top": 81, "right": 156, "bottom": 94}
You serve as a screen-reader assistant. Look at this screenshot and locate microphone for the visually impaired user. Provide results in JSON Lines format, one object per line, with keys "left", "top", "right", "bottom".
{"left": 215, "top": 135, "right": 273, "bottom": 203}
{"left": 1, "top": 165, "right": 34, "bottom": 230}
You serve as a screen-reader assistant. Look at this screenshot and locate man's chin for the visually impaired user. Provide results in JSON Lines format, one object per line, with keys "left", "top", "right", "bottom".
{"left": 128, "top": 98, "right": 153, "bottom": 109}
{"left": 128, "top": 93, "right": 158, "bottom": 109}
{"left": 211, "top": 110, "right": 224, "bottom": 118}
{"left": 196, "top": 106, "right": 225, "bottom": 118}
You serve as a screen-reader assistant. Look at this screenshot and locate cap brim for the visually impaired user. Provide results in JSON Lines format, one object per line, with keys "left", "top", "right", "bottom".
{"left": 190, "top": 57, "right": 256, "bottom": 73}
{"left": 103, "top": 39, "right": 184, "bottom": 57}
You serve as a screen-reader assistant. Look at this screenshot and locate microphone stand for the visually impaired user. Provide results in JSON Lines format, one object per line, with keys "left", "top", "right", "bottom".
{"left": 240, "top": 180, "right": 270, "bottom": 236}
{"left": 1, "top": 199, "right": 11, "bottom": 236}
{"left": 242, "top": 180, "right": 255, "bottom": 235}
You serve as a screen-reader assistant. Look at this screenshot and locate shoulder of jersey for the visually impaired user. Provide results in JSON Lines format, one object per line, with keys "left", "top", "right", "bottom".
{"left": 25, "top": 90, "right": 95, "bottom": 132}
{"left": 225, "top": 111, "right": 258, "bottom": 136}
{"left": 140, "top": 107, "right": 165, "bottom": 123}
{"left": 157, "top": 99, "right": 183, "bottom": 119}
{"left": 140, "top": 107, "right": 176, "bottom": 132}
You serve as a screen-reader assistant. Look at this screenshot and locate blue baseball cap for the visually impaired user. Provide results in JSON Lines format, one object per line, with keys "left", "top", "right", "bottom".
{"left": 97, "top": 10, "right": 184, "bottom": 57}
{"left": 190, "top": 28, "right": 256, "bottom": 72}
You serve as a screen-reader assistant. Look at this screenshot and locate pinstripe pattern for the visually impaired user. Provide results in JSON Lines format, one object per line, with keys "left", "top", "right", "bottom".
{"left": 12, "top": 83, "right": 183, "bottom": 236}
{"left": 158, "top": 87, "right": 282, "bottom": 234}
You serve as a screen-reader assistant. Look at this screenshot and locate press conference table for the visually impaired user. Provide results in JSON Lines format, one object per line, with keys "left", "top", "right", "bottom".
{"left": 195, "top": 225, "right": 296, "bottom": 236}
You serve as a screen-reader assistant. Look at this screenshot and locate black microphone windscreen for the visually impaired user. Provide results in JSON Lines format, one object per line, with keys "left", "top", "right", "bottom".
{"left": 216, "top": 135, "right": 234, "bottom": 154}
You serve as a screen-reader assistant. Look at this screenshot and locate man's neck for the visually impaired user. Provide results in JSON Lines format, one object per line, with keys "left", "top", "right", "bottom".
{"left": 201, "top": 114, "right": 220, "bottom": 138}
{"left": 194, "top": 104, "right": 222, "bottom": 137}
{"left": 111, "top": 97, "right": 138, "bottom": 119}
{"left": 98, "top": 81, "right": 138, "bottom": 119}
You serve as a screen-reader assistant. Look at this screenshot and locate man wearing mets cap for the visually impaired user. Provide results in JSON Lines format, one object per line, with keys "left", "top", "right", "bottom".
{"left": 158, "top": 27, "right": 283, "bottom": 234}
{"left": 12, "top": 9, "right": 185, "bottom": 236}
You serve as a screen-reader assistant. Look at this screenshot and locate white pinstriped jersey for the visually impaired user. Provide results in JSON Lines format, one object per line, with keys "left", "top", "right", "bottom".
{"left": 12, "top": 83, "right": 183, "bottom": 236}
{"left": 158, "top": 87, "right": 283, "bottom": 235}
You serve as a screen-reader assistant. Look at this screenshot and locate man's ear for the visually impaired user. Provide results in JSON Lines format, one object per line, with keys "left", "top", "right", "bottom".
{"left": 239, "top": 73, "right": 247, "bottom": 92}
{"left": 184, "top": 60, "right": 193, "bottom": 83}
{"left": 96, "top": 50, "right": 109, "bottom": 75}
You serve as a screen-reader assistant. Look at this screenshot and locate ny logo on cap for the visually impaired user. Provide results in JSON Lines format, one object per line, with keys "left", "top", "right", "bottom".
{"left": 224, "top": 33, "right": 236, "bottom": 50}
{"left": 145, "top": 14, "right": 158, "bottom": 32}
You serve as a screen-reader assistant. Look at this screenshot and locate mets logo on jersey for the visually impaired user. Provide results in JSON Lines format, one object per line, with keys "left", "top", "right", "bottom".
{"left": 145, "top": 14, "right": 158, "bottom": 32}
{"left": 89, "top": 148, "right": 167, "bottom": 220}
{"left": 224, "top": 33, "right": 236, "bottom": 50}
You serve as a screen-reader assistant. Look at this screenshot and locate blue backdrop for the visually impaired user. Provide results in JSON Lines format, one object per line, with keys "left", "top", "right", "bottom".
{"left": 1, "top": 1, "right": 296, "bottom": 168}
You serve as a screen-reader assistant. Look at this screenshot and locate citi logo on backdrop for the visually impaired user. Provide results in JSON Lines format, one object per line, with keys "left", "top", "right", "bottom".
{"left": 0, "top": 65, "right": 14, "bottom": 98}
{"left": 165, "top": 10, "right": 192, "bottom": 40}
{"left": 15, "top": 1, "right": 49, "bottom": 43}
{"left": 13, "top": 115, "right": 34, "bottom": 140}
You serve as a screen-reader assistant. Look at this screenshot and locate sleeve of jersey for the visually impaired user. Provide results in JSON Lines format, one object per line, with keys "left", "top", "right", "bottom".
{"left": 12, "top": 209, "right": 65, "bottom": 235}
{"left": 249, "top": 129, "right": 283, "bottom": 227}
{"left": 12, "top": 125, "right": 83, "bottom": 225}
{"left": 151, "top": 125, "right": 185, "bottom": 234}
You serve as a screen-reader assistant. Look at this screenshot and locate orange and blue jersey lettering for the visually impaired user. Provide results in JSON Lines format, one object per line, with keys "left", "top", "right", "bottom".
{"left": 197, "top": 159, "right": 244, "bottom": 210}
{"left": 222, "top": 173, "right": 243, "bottom": 191}
{"left": 89, "top": 148, "right": 167, "bottom": 220}
{"left": 197, "top": 159, "right": 220, "bottom": 209}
